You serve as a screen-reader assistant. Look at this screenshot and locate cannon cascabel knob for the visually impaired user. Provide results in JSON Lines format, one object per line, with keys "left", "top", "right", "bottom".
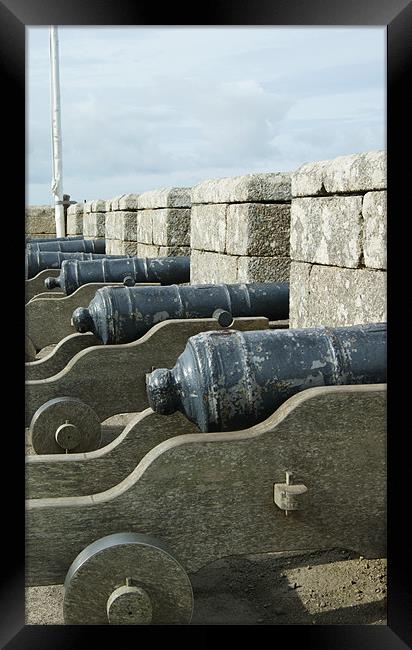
{"left": 213, "top": 308, "right": 234, "bottom": 328}
{"left": 146, "top": 368, "right": 179, "bottom": 415}
{"left": 72, "top": 307, "right": 94, "bottom": 333}
{"left": 145, "top": 323, "right": 387, "bottom": 433}
{"left": 44, "top": 276, "right": 61, "bottom": 289}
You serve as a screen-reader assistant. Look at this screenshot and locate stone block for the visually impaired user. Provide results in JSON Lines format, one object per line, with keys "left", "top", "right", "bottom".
{"left": 190, "top": 204, "right": 227, "bottom": 252}
{"left": 83, "top": 201, "right": 93, "bottom": 214}
{"left": 111, "top": 194, "right": 127, "bottom": 211}
{"left": 136, "top": 243, "right": 161, "bottom": 258}
{"left": 136, "top": 211, "right": 153, "bottom": 244}
{"left": 158, "top": 246, "right": 190, "bottom": 257}
{"left": 190, "top": 250, "right": 238, "bottom": 284}
{"left": 288, "top": 261, "right": 312, "bottom": 328}
{"left": 118, "top": 194, "right": 140, "bottom": 211}
{"left": 226, "top": 203, "right": 290, "bottom": 256}
{"left": 91, "top": 200, "right": 106, "bottom": 213}
{"left": 191, "top": 172, "right": 291, "bottom": 205}
{"left": 25, "top": 206, "right": 56, "bottom": 235}
{"left": 292, "top": 150, "right": 386, "bottom": 197}
{"left": 362, "top": 191, "right": 386, "bottom": 270}
{"left": 109, "top": 240, "right": 139, "bottom": 256}
{"left": 290, "top": 196, "right": 363, "bottom": 268}
{"left": 67, "top": 203, "right": 84, "bottom": 235}
{"left": 289, "top": 262, "right": 386, "bottom": 328}
{"left": 103, "top": 212, "right": 137, "bottom": 241}
{"left": 237, "top": 256, "right": 290, "bottom": 283}
{"left": 83, "top": 212, "right": 105, "bottom": 238}
{"left": 152, "top": 208, "right": 191, "bottom": 246}
{"left": 138, "top": 187, "right": 191, "bottom": 209}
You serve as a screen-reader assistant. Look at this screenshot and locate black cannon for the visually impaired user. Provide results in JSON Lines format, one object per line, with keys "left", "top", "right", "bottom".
{"left": 26, "top": 235, "right": 84, "bottom": 244}
{"left": 71, "top": 282, "right": 289, "bottom": 344}
{"left": 146, "top": 322, "right": 386, "bottom": 432}
{"left": 27, "top": 238, "right": 106, "bottom": 253}
{"left": 46, "top": 256, "right": 191, "bottom": 296}
{"left": 26, "top": 250, "right": 129, "bottom": 280}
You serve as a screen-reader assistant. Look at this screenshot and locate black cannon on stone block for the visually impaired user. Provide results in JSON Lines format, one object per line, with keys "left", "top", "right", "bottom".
{"left": 72, "top": 282, "right": 289, "bottom": 344}
{"left": 25, "top": 250, "right": 128, "bottom": 280}
{"left": 45, "top": 256, "right": 191, "bottom": 295}
{"left": 26, "top": 235, "right": 84, "bottom": 244}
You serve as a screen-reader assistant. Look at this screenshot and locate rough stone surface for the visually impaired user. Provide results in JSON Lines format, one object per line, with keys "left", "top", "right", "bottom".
{"left": 289, "top": 261, "right": 386, "bottom": 328}
{"left": 109, "top": 240, "right": 139, "bottom": 256}
{"left": 91, "top": 200, "right": 106, "bottom": 213}
{"left": 190, "top": 204, "right": 227, "bottom": 252}
{"left": 290, "top": 196, "right": 363, "bottom": 268}
{"left": 226, "top": 203, "right": 290, "bottom": 256}
{"left": 118, "top": 194, "right": 140, "bottom": 211}
{"left": 83, "top": 201, "right": 93, "bottom": 214}
{"left": 158, "top": 246, "right": 190, "bottom": 257}
{"left": 362, "top": 191, "right": 386, "bottom": 270}
{"left": 111, "top": 194, "right": 127, "bottom": 211}
{"left": 191, "top": 172, "right": 291, "bottom": 205}
{"left": 136, "top": 243, "right": 161, "bottom": 258}
{"left": 136, "top": 211, "right": 153, "bottom": 244}
{"left": 83, "top": 212, "right": 105, "bottom": 238}
{"left": 103, "top": 212, "right": 137, "bottom": 241}
{"left": 237, "top": 256, "right": 290, "bottom": 283}
{"left": 67, "top": 203, "right": 84, "bottom": 235}
{"left": 25, "top": 206, "right": 56, "bottom": 235}
{"left": 138, "top": 187, "right": 191, "bottom": 209}
{"left": 190, "top": 250, "right": 238, "bottom": 284}
{"left": 292, "top": 150, "right": 386, "bottom": 197}
{"left": 152, "top": 208, "right": 191, "bottom": 246}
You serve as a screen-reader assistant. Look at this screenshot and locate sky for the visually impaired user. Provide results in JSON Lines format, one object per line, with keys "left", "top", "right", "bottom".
{"left": 27, "top": 27, "right": 386, "bottom": 205}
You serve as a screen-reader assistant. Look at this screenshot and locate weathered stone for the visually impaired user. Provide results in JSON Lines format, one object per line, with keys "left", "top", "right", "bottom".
{"left": 26, "top": 233, "right": 56, "bottom": 240}
{"left": 158, "top": 246, "right": 190, "bottom": 257}
{"left": 191, "top": 172, "right": 291, "bottom": 205}
{"left": 237, "top": 256, "right": 290, "bottom": 283}
{"left": 91, "top": 200, "right": 106, "bottom": 213}
{"left": 136, "top": 211, "right": 153, "bottom": 244}
{"left": 290, "top": 196, "right": 363, "bottom": 268}
{"left": 136, "top": 243, "right": 161, "bottom": 258}
{"left": 289, "top": 262, "right": 386, "bottom": 328}
{"left": 103, "top": 212, "right": 137, "bottom": 241}
{"left": 138, "top": 187, "right": 191, "bottom": 209}
{"left": 118, "top": 194, "right": 140, "bottom": 211}
{"left": 83, "top": 212, "right": 105, "bottom": 238}
{"left": 362, "top": 191, "right": 386, "bottom": 270}
{"left": 152, "top": 208, "right": 191, "bottom": 246}
{"left": 288, "top": 261, "right": 312, "bottom": 328}
{"left": 110, "top": 240, "right": 139, "bottom": 256}
{"left": 190, "top": 204, "right": 227, "bottom": 252}
{"left": 190, "top": 250, "right": 238, "bottom": 284}
{"left": 292, "top": 150, "right": 386, "bottom": 197}
{"left": 226, "top": 203, "right": 290, "bottom": 256}
{"left": 105, "top": 239, "right": 117, "bottom": 255}
{"left": 67, "top": 203, "right": 84, "bottom": 235}
{"left": 111, "top": 194, "right": 127, "bottom": 211}
{"left": 25, "top": 206, "right": 56, "bottom": 235}
{"left": 83, "top": 201, "right": 93, "bottom": 214}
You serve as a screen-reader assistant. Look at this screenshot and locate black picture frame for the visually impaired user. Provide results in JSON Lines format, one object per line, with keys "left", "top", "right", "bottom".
{"left": 1, "top": 0, "right": 410, "bottom": 647}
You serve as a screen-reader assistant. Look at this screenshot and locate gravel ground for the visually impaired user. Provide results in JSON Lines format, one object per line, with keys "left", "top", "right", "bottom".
{"left": 26, "top": 549, "right": 386, "bottom": 625}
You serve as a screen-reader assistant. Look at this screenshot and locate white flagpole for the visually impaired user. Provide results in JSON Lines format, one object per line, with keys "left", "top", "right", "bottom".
{"left": 49, "top": 25, "right": 65, "bottom": 237}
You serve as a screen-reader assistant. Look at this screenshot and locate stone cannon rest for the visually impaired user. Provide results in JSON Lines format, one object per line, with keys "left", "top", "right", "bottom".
{"left": 45, "top": 255, "right": 191, "bottom": 295}
{"left": 72, "top": 282, "right": 289, "bottom": 344}
{"left": 147, "top": 322, "right": 386, "bottom": 432}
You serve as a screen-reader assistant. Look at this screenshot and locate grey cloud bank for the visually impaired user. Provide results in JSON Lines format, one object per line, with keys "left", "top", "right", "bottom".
{"left": 27, "top": 27, "right": 385, "bottom": 204}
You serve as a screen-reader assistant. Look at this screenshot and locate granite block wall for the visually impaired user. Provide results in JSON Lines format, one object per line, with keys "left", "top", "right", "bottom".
{"left": 190, "top": 172, "right": 291, "bottom": 284}
{"left": 289, "top": 150, "right": 386, "bottom": 328}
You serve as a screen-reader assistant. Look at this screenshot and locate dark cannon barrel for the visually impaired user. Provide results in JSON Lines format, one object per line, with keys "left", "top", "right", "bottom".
{"left": 72, "top": 282, "right": 289, "bottom": 344}
{"left": 47, "top": 256, "right": 191, "bottom": 295}
{"left": 25, "top": 250, "right": 129, "bottom": 280}
{"left": 27, "top": 238, "right": 106, "bottom": 253}
{"left": 26, "top": 235, "right": 84, "bottom": 244}
{"left": 146, "top": 322, "right": 387, "bottom": 432}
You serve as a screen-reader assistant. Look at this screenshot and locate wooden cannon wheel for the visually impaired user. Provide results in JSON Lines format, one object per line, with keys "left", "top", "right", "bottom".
{"left": 30, "top": 396, "right": 102, "bottom": 454}
{"left": 63, "top": 532, "right": 194, "bottom": 625}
